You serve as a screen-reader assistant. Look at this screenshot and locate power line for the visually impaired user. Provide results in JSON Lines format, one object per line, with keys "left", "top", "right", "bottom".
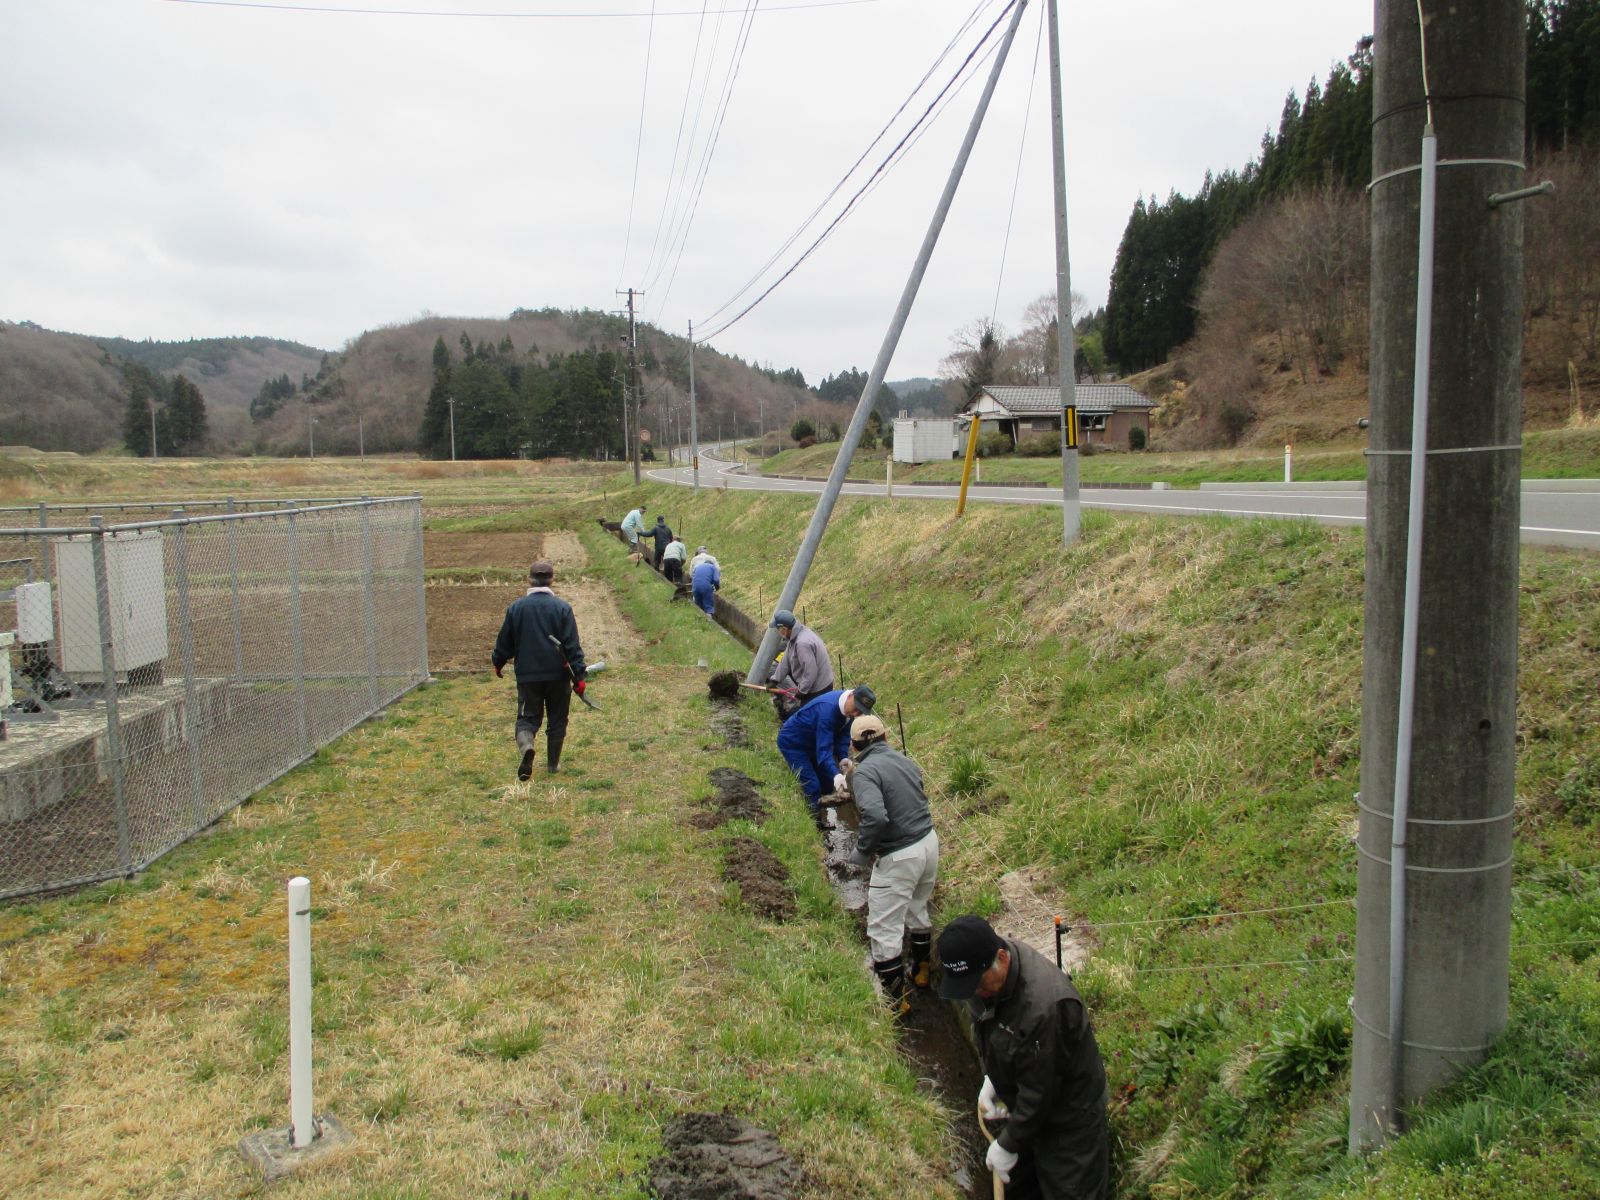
{"left": 989, "top": 0, "right": 1043, "bottom": 324}
{"left": 616, "top": 0, "right": 660, "bottom": 288}
{"left": 693, "top": 0, "right": 1017, "bottom": 343}
{"left": 693, "top": 0, "right": 996, "bottom": 329}
{"left": 165, "top": 0, "right": 887, "bottom": 17}
{"left": 634, "top": 1, "right": 713, "bottom": 292}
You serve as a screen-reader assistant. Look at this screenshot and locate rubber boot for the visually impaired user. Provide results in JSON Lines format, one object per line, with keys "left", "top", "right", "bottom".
{"left": 873, "top": 956, "right": 910, "bottom": 1018}
{"left": 517, "top": 729, "right": 536, "bottom": 781}
{"left": 547, "top": 736, "right": 564, "bottom": 775}
{"left": 909, "top": 930, "right": 933, "bottom": 990}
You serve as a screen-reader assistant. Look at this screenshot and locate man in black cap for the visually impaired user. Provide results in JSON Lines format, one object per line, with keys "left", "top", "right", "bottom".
{"left": 492, "top": 560, "right": 586, "bottom": 779}
{"left": 937, "top": 914, "right": 1110, "bottom": 1199}
{"left": 766, "top": 609, "right": 834, "bottom": 719}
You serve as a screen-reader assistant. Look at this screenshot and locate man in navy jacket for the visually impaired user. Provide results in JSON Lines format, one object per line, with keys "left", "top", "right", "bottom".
{"left": 492, "top": 560, "right": 586, "bottom": 779}
{"left": 775, "top": 685, "right": 875, "bottom": 813}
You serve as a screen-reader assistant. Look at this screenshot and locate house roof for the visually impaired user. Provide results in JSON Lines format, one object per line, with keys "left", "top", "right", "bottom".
{"left": 971, "top": 384, "right": 1156, "bottom": 415}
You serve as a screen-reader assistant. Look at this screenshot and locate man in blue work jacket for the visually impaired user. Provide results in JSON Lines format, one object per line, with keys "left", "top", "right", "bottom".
{"left": 776, "top": 684, "right": 876, "bottom": 814}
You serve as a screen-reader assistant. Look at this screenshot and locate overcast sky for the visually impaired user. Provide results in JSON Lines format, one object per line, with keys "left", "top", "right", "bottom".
{"left": 2, "top": 0, "right": 1372, "bottom": 384}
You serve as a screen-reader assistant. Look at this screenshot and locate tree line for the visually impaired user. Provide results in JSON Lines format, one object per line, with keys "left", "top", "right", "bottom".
{"left": 1104, "top": 0, "right": 1600, "bottom": 375}
{"left": 119, "top": 363, "right": 208, "bottom": 456}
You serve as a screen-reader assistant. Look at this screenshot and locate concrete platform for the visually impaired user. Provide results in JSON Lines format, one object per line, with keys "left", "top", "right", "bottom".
{"left": 239, "top": 1113, "right": 355, "bottom": 1181}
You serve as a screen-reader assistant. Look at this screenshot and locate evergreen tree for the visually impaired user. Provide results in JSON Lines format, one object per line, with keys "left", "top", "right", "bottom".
{"left": 419, "top": 336, "right": 453, "bottom": 459}
{"left": 120, "top": 365, "right": 161, "bottom": 457}
{"left": 165, "top": 374, "right": 208, "bottom": 453}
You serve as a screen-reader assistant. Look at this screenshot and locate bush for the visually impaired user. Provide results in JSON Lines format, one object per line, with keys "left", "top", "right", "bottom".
{"left": 1128, "top": 425, "right": 1147, "bottom": 451}
{"left": 1018, "top": 433, "right": 1061, "bottom": 457}
{"left": 976, "top": 432, "right": 1013, "bottom": 457}
{"left": 790, "top": 418, "right": 816, "bottom": 442}
{"left": 797, "top": 435, "right": 818, "bottom": 449}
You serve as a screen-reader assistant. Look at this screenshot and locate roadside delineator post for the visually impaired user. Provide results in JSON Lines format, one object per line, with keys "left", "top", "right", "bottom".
{"left": 239, "top": 877, "right": 353, "bottom": 1179}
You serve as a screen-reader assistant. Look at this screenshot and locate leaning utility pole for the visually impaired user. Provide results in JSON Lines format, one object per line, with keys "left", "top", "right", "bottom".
{"left": 1046, "top": 0, "right": 1080, "bottom": 545}
{"left": 1350, "top": 0, "right": 1524, "bottom": 1152}
{"left": 746, "top": 0, "right": 1030, "bottom": 685}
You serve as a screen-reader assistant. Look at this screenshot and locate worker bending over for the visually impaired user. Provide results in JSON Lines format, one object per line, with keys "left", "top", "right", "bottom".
{"left": 619, "top": 505, "right": 647, "bottom": 557}
{"left": 846, "top": 715, "right": 937, "bottom": 1016}
{"left": 661, "top": 535, "right": 687, "bottom": 584}
{"left": 776, "top": 685, "right": 875, "bottom": 815}
{"left": 937, "top": 915, "right": 1110, "bottom": 1199}
{"left": 690, "top": 552, "right": 720, "bottom": 616}
{"left": 766, "top": 610, "right": 834, "bottom": 719}
{"left": 492, "top": 560, "right": 587, "bottom": 779}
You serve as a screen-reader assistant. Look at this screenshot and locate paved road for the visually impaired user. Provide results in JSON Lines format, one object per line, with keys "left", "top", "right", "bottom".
{"left": 649, "top": 449, "right": 1600, "bottom": 551}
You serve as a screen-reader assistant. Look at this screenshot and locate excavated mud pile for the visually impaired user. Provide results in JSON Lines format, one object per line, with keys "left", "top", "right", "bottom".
{"left": 693, "top": 768, "right": 770, "bottom": 830}
{"left": 707, "top": 671, "right": 743, "bottom": 701}
{"left": 646, "top": 1112, "right": 802, "bottom": 1199}
{"left": 723, "top": 836, "right": 797, "bottom": 922}
{"left": 706, "top": 675, "right": 749, "bottom": 748}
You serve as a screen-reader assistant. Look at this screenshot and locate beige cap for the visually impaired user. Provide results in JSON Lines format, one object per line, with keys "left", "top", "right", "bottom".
{"left": 850, "top": 715, "right": 887, "bottom": 742}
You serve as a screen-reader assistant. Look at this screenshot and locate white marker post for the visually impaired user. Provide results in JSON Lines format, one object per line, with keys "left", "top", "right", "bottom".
{"left": 288, "top": 876, "right": 315, "bottom": 1149}
{"left": 1285, "top": 442, "right": 1293, "bottom": 483}
{"left": 886, "top": 458, "right": 894, "bottom": 499}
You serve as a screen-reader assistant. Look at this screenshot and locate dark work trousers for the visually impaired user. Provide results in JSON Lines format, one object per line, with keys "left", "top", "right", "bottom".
{"left": 517, "top": 678, "right": 572, "bottom": 744}
{"left": 997, "top": 1107, "right": 1110, "bottom": 1200}
{"left": 663, "top": 559, "right": 683, "bottom": 583}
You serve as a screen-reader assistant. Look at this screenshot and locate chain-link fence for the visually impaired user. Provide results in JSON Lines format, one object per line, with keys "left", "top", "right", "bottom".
{"left": 0, "top": 496, "right": 428, "bottom": 899}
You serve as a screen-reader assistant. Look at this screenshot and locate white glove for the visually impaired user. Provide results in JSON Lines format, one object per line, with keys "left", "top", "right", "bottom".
{"left": 978, "top": 1076, "right": 1009, "bottom": 1121}
{"left": 832, "top": 773, "right": 848, "bottom": 794}
{"left": 985, "top": 1140, "right": 1018, "bottom": 1183}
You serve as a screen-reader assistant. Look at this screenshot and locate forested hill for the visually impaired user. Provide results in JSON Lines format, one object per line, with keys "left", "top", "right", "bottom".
{"left": 247, "top": 308, "right": 834, "bottom": 460}
{"left": 0, "top": 322, "right": 327, "bottom": 454}
{"left": 1102, "top": 0, "right": 1600, "bottom": 449}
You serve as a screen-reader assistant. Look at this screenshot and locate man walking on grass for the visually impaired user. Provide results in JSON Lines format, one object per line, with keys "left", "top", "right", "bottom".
{"left": 845, "top": 714, "right": 937, "bottom": 1017}
{"left": 492, "top": 560, "right": 587, "bottom": 779}
{"left": 937, "top": 914, "right": 1110, "bottom": 1199}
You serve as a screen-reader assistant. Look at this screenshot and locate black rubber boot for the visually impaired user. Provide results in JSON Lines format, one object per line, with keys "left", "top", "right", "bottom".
{"left": 517, "top": 730, "right": 536, "bottom": 781}
{"left": 873, "top": 956, "right": 910, "bottom": 1017}
{"left": 546, "top": 736, "right": 564, "bottom": 775}
{"left": 909, "top": 930, "right": 933, "bottom": 990}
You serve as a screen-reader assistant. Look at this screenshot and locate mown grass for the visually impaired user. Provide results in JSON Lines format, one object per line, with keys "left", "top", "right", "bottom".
{"left": 757, "top": 424, "right": 1600, "bottom": 485}
{"left": 0, "top": 516, "right": 957, "bottom": 1198}
{"left": 591, "top": 477, "right": 1600, "bottom": 1198}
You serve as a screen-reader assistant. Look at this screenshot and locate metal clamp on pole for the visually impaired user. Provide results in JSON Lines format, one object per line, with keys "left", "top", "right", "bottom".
{"left": 1487, "top": 180, "right": 1555, "bottom": 207}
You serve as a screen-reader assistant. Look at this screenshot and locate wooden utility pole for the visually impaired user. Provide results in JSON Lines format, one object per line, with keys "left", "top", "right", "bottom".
{"left": 1350, "top": 0, "right": 1524, "bottom": 1152}
{"left": 620, "top": 288, "right": 643, "bottom": 484}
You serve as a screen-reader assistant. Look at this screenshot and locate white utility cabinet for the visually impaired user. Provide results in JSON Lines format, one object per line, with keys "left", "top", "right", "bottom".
{"left": 55, "top": 530, "right": 169, "bottom": 680}
{"left": 892, "top": 417, "right": 959, "bottom": 464}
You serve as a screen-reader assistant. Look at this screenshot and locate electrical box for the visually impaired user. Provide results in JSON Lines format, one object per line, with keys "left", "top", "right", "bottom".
{"left": 893, "top": 418, "right": 959, "bottom": 464}
{"left": 14, "top": 581, "right": 54, "bottom": 644}
{"left": 55, "top": 530, "right": 169, "bottom": 681}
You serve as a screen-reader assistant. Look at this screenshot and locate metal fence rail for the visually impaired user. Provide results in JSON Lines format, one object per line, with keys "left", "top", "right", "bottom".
{"left": 0, "top": 496, "right": 428, "bottom": 899}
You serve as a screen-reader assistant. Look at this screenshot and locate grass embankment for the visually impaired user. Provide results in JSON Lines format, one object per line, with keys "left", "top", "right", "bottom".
{"left": 757, "top": 424, "right": 1600, "bottom": 486}
{"left": 596, "top": 480, "right": 1600, "bottom": 1197}
{"left": 0, "top": 520, "right": 955, "bottom": 1198}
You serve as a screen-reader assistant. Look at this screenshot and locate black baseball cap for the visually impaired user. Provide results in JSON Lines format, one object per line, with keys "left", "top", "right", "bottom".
{"left": 936, "top": 916, "right": 1004, "bottom": 1000}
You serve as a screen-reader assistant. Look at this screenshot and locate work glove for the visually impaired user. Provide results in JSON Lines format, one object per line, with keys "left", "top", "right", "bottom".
{"left": 832, "top": 773, "right": 848, "bottom": 794}
{"left": 978, "top": 1076, "right": 1009, "bottom": 1122}
{"left": 493, "top": 663, "right": 503, "bottom": 678}
{"left": 574, "top": 679, "right": 587, "bottom": 696}
{"left": 984, "top": 1140, "right": 1018, "bottom": 1183}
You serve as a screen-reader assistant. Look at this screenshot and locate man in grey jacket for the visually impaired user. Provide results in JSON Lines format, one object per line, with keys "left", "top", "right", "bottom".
{"left": 766, "top": 610, "right": 835, "bottom": 719}
{"left": 937, "top": 915, "right": 1110, "bottom": 1199}
{"left": 846, "top": 714, "right": 938, "bottom": 1016}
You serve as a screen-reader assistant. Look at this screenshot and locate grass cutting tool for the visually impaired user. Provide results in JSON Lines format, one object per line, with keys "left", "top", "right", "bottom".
{"left": 548, "top": 635, "right": 599, "bottom": 711}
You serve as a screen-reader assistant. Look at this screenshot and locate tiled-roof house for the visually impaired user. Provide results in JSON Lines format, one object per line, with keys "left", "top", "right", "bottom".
{"left": 959, "top": 384, "right": 1155, "bottom": 449}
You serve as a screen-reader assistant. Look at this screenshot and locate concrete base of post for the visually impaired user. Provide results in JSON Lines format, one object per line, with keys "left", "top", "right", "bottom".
{"left": 239, "top": 1113, "right": 354, "bottom": 1181}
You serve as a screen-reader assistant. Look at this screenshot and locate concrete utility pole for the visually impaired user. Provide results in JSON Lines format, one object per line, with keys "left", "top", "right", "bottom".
{"left": 621, "top": 288, "right": 643, "bottom": 484}
{"left": 745, "top": 0, "right": 1030, "bottom": 685}
{"left": 447, "top": 395, "right": 457, "bottom": 462}
{"left": 149, "top": 397, "right": 159, "bottom": 461}
{"left": 1046, "top": 0, "right": 1080, "bottom": 545}
{"left": 689, "top": 320, "right": 700, "bottom": 494}
{"left": 1350, "top": 0, "right": 1524, "bottom": 1152}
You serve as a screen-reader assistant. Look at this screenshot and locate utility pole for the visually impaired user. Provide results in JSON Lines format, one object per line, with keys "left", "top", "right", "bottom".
{"left": 307, "top": 402, "right": 316, "bottom": 458}
{"left": 619, "top": 288, "right": 643, "bottom": 484}
{"left": 689, "top": 321, "right": 700, "bottom": 494}
{"left": 149, "top": 396, "right": 159, "bottom": 461}
{"left": 447, "top": 395, "right": 457, "bottom": 462}
{"left": 745, "top": 0, "right": 1030, "bottom": 685}
{"left": 1350, "top": 0, "right": 1523, "bottom": 1152}
{"left": 758, "top": 393, "right": 765, "bottom": 459}
{"left": 1047, "top": 0, "right": 1080, "bottom": 545}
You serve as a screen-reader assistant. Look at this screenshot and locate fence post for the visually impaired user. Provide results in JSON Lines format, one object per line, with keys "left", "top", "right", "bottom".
{"left": 36, "top": 501, "right": 51, "bottom": 594}
{"left": 225, "top": 497, "right": 245, "bottom": 682}
{"left": 359, "top": 498, "right": 379, "bottom": 710}
{"left": 171, "top": 510, "right": 207, "bottom": 827}
{"left": 411, "top": 499, "right": 430, "bottom": 681}
{"left": 287, "top": 875, "right": 316, "bottom": 1149}
{"left": 90, "top": 516, "right": 132, "bottom": 874}
{"left": 286, "top": 502, "right": 309, "bottom": 757}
